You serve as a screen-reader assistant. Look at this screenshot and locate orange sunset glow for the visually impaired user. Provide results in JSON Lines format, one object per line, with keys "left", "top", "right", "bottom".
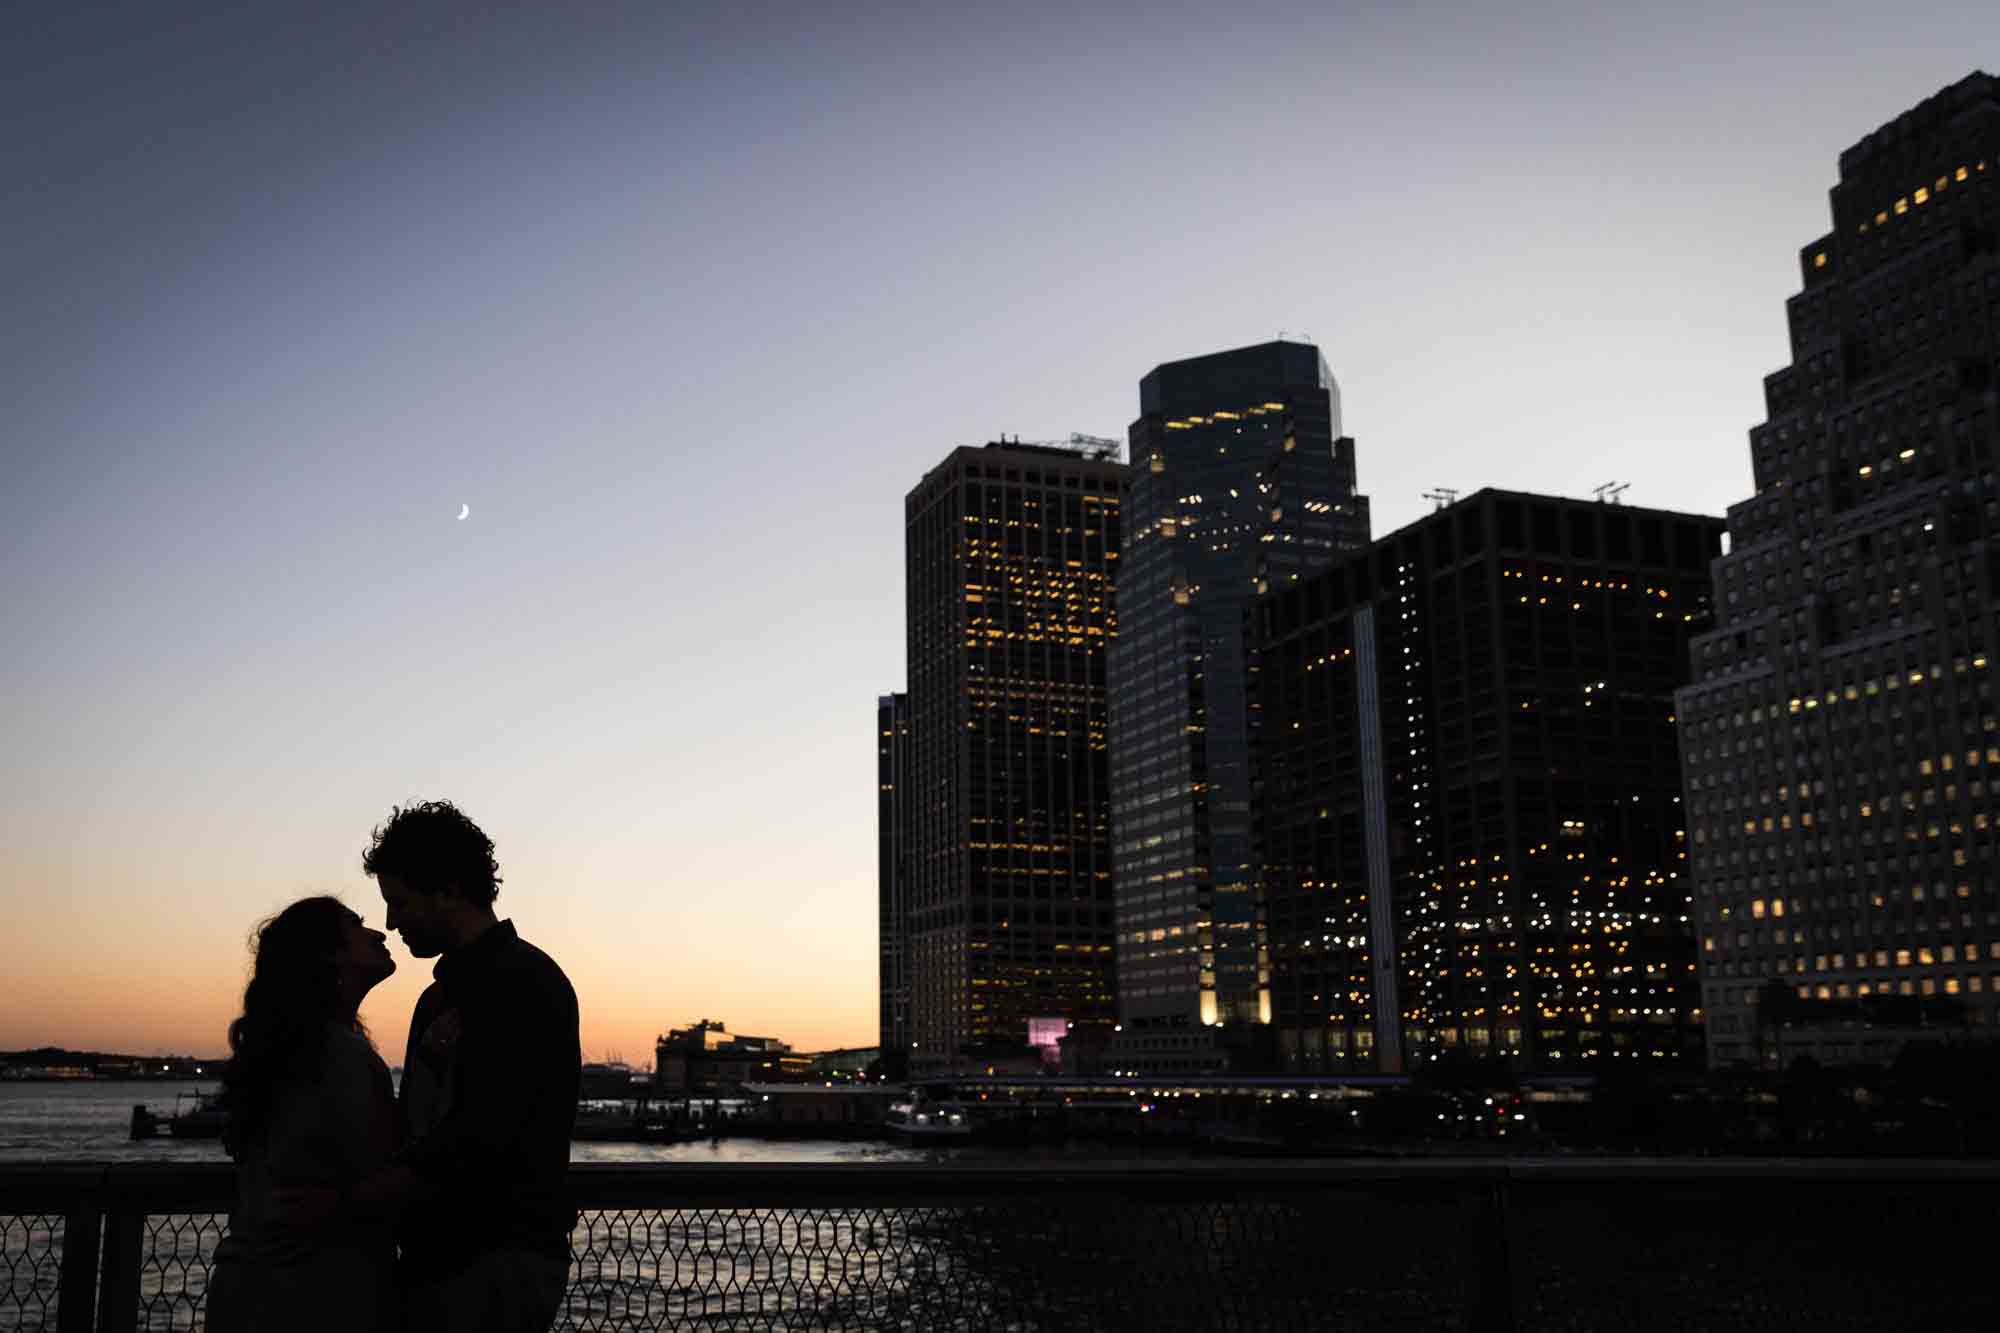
{"left": 3, "top": 773, "right": 877, "bottom": 1062}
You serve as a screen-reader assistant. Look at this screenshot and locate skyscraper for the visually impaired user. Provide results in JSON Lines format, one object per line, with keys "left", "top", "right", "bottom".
{"left": 898, "top": 437, "right": 1125, "bottom": 1072}
{"left": 877, "top": 692, "right": 911, "bottom": 1064}
{"left": 1679, "top": 73, "right": 2000, "bottom": 1069}
{"left": 1252, "top": 492, "right": 1721, "bottom": 1073}
{"left": 1109, "top": 341, "right": 1370, "bottom": 1070}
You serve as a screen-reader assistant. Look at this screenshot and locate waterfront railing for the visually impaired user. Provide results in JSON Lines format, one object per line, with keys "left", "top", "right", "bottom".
{"left": 2, "top": 1159, "right": 1995, "bottom": 1331}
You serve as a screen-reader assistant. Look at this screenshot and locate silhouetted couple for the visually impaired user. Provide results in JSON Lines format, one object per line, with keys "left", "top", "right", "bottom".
{"left": 206, "top": 801, "right": 581, "bottom": 1333}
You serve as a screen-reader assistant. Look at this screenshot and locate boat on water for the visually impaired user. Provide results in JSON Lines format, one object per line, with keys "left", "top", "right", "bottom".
{"left": 883, "top": 1086, "right": 973, "bottom": 1141}
{"left": 571, "top": 1101, "right": 678, "bottom": 1143}
{"left": 130, "top": 1091, "right": 227, "bottom": 1140}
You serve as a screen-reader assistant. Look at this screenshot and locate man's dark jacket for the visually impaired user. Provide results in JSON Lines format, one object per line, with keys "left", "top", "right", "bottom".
{"left": 396, "top": 919, "right": 580, "bottom": 1278}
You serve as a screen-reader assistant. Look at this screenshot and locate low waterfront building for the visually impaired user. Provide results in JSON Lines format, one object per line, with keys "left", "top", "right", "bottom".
{"left": 655, "top": 1021, "right": 798, "bottom": 1093}
{"left": 1097, "top": 1027, "right": 1230, "bottom": 1076}
{"left": 578, "top": 1062, "right": 647, "bottom": 1100}
{"left": 806, "top": 1046, "right": 879, "bottom": 1078}
{"left": 745, "top": 1083, "right": 900, "bottom": 1129}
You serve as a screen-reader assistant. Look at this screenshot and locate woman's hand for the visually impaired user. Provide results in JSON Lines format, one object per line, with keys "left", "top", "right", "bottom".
{"left": 271, "top": 1180, "right": 344, "bottom": 1231}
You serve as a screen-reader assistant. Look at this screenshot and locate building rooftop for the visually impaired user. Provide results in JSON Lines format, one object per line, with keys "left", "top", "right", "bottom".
{"left": 1138, "top": 339, "right": 1334, "bottom": 417}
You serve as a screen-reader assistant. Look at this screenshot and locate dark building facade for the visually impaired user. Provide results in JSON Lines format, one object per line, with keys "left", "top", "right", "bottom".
{"left": 1252, "top": 492, "right": 1722, "bottom": 1073}
{"left": 877, "top": 692, "right": 911, "bottom": 1062}
{"left": 655, "top": 1021, "right": 796, "bottom": 1093}
{"left": 1679, "top": 73, "right": 2000, "bottom": 1068}
{"left": 1110, "top": 341, "right": 1371, "bottom": 1058}
{"left": 901, "top": 439, "right": 1124, "bottom": 1071}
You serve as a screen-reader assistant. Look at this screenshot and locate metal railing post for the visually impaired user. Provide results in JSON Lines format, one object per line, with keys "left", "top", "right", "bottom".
{"left": 1470, "top": 1173, "right": 1520, "bottom": 1333}
{"left": 56, "top": 1197, "right": 102, "bottom": 1333}
{"left": 94, "top": 1208, "right": 142, "bottom": 1333}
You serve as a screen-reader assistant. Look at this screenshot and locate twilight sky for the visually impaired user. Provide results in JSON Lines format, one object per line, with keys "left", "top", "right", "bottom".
{"left": 2, "top": 2, "right": 1992, "bottom": 1060}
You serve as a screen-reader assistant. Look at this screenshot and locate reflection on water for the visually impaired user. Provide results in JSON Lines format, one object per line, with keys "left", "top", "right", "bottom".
{"left": 7, "top": 1193, "right": 1477, "bottom": 1333}
{"left": 8, "top": 1085, "right": 1994, "bottom": 1333}
{"left": 0, "top": 1083, "right": 1244, "bottom": 1332}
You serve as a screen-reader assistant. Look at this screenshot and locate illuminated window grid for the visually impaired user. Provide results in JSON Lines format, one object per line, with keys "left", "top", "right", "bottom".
{"left": 1678, "top": 74, "right": 2000, "bottom": 1070}
{"left": 1252, "top": 490, "right": 1722, "bottom": 1074}
{"left": 897, "top": 442, "right": 1126, "bottom": 1071}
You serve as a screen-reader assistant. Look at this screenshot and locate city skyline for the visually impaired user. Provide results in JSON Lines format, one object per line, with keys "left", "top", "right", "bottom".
{"left": 4, "top": 1, "right": 1995, "bottom": 1060}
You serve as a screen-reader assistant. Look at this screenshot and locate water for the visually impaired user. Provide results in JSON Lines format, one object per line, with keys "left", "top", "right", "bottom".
{"left": 0, "top": 1081, "right": 230, "bottom": 1164}
{"left": 8, "top": 1087, "right": 1991, "bottom": 1330}
{"left": 0, "top": 1083, "right": 1219, "bottom": 1168}
{"left": 0, "top": 1083, "right": 1261, "bottom": 1331}
{"left": 0, "top": 1081, "right": 1065, "bottom": 1166}
{"left": 0, "top": 1084, "right": 978, "bottom": 1330}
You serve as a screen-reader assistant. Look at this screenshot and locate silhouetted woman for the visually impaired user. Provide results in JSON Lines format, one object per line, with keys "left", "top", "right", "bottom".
{"left": 206, "top": 896, "right": 399, "bottom": 1333}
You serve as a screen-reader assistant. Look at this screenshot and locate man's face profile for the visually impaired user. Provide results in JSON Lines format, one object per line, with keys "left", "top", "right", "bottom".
{"left": 378, "top": 872, "right": 450, "bottom": 958}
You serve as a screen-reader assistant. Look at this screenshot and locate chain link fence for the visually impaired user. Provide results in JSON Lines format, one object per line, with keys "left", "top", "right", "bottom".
{"left": 559, "top": 1191, "right": 1474, "bottom": 1330}
{"left": 0, "top": 1213, "right": 64, "bottom": 1332}
{"left": 2, "top": 1161, "right": 1995, "bottom": 1331}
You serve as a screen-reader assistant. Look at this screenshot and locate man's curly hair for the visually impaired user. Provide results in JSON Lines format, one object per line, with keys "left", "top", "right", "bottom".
{"left": 362, "top": 799, "right": 502, "bottom": 905}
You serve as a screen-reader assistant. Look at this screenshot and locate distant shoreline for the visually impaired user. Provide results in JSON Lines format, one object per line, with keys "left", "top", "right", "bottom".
{"left": 2, "top": 1050, "right": 227, "bottom": 1083}
{"left": 0, "top": 1075, "right": 222, "bottom": 1085}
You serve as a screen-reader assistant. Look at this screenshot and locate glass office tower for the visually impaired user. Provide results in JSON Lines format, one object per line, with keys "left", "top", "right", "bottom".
{"left": 1109, "top": 341, "right": 1370, "bottom": 1067}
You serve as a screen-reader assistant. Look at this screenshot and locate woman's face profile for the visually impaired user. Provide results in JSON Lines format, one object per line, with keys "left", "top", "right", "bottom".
{"left": 332, "top": 911, "right": 397, "bottom": 995}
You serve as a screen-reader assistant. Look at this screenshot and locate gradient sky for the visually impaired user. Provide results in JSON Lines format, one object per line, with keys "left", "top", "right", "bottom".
{"left": 3, "top": 2, "right": 1993, "bottom": 1061}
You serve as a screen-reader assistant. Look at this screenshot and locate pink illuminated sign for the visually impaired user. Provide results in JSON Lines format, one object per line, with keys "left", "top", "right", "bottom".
{"left": 1027, "top": 1017, "right": 1066, "bottom": 1051}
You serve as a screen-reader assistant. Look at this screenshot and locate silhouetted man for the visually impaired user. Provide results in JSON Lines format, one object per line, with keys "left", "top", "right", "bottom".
{"left": 318, "top": 800, "right": 581, "bottom": 1333}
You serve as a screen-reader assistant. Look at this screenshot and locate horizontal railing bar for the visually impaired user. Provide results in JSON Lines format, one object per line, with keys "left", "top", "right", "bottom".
{"left": 31, "top": 1166, "right": 229, "bottom": 1213}
{"left": 5, "top": 1157, "right": 1998, "bottom": 1216}
{"left": 0, "top": 1164, "right": 113, "bottom": 1211}
{"left": 562, "top": 1157, "right": 2000, "bottom": 1186}
{"left": 1499, "top": 1157, "right": 2000, "bottom": 1183}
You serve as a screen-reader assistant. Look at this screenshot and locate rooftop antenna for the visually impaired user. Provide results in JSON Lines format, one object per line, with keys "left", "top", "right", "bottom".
{"left": 1593, "top": 481, "right": 1631, "bottom": 505}
{"left": 1421, "top": 488, "right": 1460, "bottom": 512}
{"left": 1067, "top": 432, "right": 1121, "bottom": 461}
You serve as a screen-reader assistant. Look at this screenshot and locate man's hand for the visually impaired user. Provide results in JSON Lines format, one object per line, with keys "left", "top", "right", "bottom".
{"left": 271, "top": 1182, "right": 343, "bottom": 1231}
{"left": 273, "top": 1167, "right": 426, "bottom": 1233}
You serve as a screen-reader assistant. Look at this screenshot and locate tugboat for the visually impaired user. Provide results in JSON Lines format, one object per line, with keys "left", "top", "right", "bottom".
{"left": 168, "top": 1090, "right": 227, "bottom": 1138}
{"left": 130, "top": 1091, "right": 227, "bottom": 1140}
{"left": 884, "top": 1085, "right": 973, "bottom": 1141}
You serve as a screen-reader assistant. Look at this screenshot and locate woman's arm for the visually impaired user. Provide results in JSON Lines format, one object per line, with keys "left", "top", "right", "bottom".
{"left": 271, "top": 1030, "right": 422, "bottom": 1229}
{"left": 321, "top": 1028, "right": 397, "bottom": 1172}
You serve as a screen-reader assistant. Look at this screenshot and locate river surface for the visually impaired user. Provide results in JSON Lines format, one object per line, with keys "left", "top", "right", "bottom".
{"left": 3, "top": 1085, "right": 1988, "bottom": 1331}
{"left": 1, "top": 1082, "right": 1258, "bottom": 1332}
{"left": 0, "top": 1080, "right": 1180, "bottom": 1166}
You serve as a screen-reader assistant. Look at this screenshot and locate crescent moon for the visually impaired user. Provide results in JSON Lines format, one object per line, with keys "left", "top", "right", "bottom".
{"left": 457, "top": 504, "right": 470, "bottom": 521}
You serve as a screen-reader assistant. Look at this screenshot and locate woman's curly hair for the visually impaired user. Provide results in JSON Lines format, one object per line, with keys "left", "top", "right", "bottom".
{"left": 219, "top": 896, "right": 366, "bottom": 1157}
{"left": 361, "top": 799, "right": 502, "bottom": 905}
